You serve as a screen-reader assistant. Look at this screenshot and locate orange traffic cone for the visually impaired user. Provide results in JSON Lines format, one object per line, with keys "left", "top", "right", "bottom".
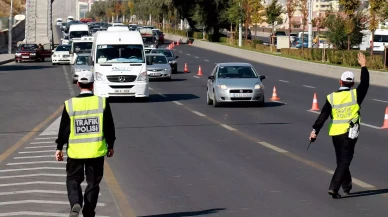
{"left": 270, "top": 86, "right": 280, "bottom": 101}
{"left": 184, "top": 63, "right": 189, "bottom": 73}
{"left": 381, "top": 107, "right": 388, "bottom": 129}
{"left": 177, "top": 40, "right": 180, "bottom": 45}
{"left": 172, "top": 42, "right": 174, "bottom": 48}
{"left": 197, "top": 66, "right": 203, "bottom": 76}
{"left": 310, "top": 93, "right": 320, "bottom": 111}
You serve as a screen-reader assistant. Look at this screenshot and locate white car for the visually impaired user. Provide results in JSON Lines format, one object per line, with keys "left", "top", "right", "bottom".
{"left": 52, "top": 44, "right": 72, "bottom": 65}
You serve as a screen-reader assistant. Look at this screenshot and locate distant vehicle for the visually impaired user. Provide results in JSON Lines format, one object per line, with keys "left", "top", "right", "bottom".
{"left": 61, "top": 22, "right": 67, "bottom": 31}
{"left": 70, "top": 36, "right": 93, "bottom": 65}
{"left": 144, "top": 47, "right": 156, "bottom": 54}
{"left": 289, "top": 33, "right": 297, "bottom": 42}
{"left": 242, "top": 27, "right": 252, "bottom": 40}
{"left": 65, "top": 20, "right": 82, "bottom": 33}
{"left": 111, "top": 23, "right": 125, "bottom": 26}
{"left": 128, "top": 24, "right": 138, "bottom": 31}
{"left": 145, "top": 53, "right": 172, "bottom": 81}
{"left": 67, "top": 16, "right": 74, "bottom": 23}
{"left": 56, "top": 18, "right": 63, "bottom": 25}
{"left": 80, "top": 18, "right": 92, "bottom": 23}
{"left": 14, "top": 43, "right": 51, "bottom": 63}
{"left": 90, "top": 31, "right": 149, "bottom": 99}
{"left": 371, "top": 29, "right": 388, "bottom": 53}
{"left": 61, "top": 33, "right": 70, "bottom": 45}
{"left": 142, "top": 35, "right": 158, "bottom": 48}
{"left": 71, "top": 53, "right": 91, "bottom": 83}
{"left": 150, "top": 48, "right": 179, "bottom": 73}
{"left": 69, "top": 24, "right": 90, "bottom": 41}
{"left": 206, "top": 63, "right": 266, "bottom": 107}
{"left": 293, "top": 37, "right": 308, "bottom": 48}
{"left": 107, "top": 26, "right": 130, "bottom": 32}
{"left": 143, "top": 26, "right": 155, "bottom": 29}
{"left": 91, "top": 27, "right": 107, "bottom": 35}
{"left": 52, "top": 44, "right": 72, "bottom": 65}
{"left": 152, "top": 29, "right": 164, "bottom": 43}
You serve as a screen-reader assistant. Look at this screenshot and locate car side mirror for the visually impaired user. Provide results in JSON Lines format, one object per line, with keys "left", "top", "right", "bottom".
{"left": 259, "top": 75, "right": 266, "bottom": 80}
{"left": 208, "top": 76, "right": 215, "bottom": 80}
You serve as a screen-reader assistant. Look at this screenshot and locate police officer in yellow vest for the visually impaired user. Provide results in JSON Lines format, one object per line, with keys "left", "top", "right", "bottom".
{"left": 309, "top": 53, "right": 369, "bottom": 199}
{"left": 55, "top": 71, "right": 116, "bottom": 217}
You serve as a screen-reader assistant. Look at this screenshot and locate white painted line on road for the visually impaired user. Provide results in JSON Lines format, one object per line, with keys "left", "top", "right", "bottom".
{"left": 14, "top": 155, "right": 66, "bottom": 159}
{"left": 7, "top": 161, "right": 66, "bottom": 166}
{"left": 0, "top": 174, "right": 65, "bottom": 179}
{"left": 0, "top": 200, "right": 105, "bottom": 206}
{"left": 19, "top": 150, "right": 66, "bottom": 154}
{"left": 25, "top": 145, "right": 56, "bottom": 149}
{"left": 0, "top": 190, "right": 101, "bottom": 196}
{"left": 0, "top": 167, "right": 63, "bottom": 173}
{"left": 0, "top": 212, "right": 110, "bottom": 217}
{"left": 179, "top": 51, "right": 183, "bottom": 53}
{"left": 186, "top": 53, "right": 191, "bottom": 56}
{"left": 373, "top": 99, "right": 388, "bottom": 103}
{"left": 158, "top": 93, "right": 168, "bottom": 98}
{"left": 195, "top": 56, "right": 199, "bottom": 58}
{"left": 39, "top": 117, "right": 61, "bottom": 136}
{"left": 303, "top": 85, "right": 316, "bottom": 88}
{"left": 0, "top": 181, "right": 74, "bottom": 187}
{"left": 62, "top": 66, "right": 75, "bottom": 97}
{"left": 307, "top": 110, "right": 381, "bottom": 129}
{"left": 220, "top": 124, "right": 237, "bottom": 131}
{"left": 172, "top": 101, "right": 183, "bottom": 106}
{"left": 149, "top": 87, "right": 154, "bottom": 90}
{"left": 35, "top": 137, "right": 57, "bottom": 140}
{"left": 191, "top": 111, "right": 206, "bottom": 117}
{"left": 257, "top": 142, "right": 288, "bottom": 153}
{"left": 193, "top": 76, "right": 200, "bottom": 78}
{"left": 204, "top": 59, "right": 209, "bottom": 62}
{"left": 326, "top": 170, "right": 375, "bottom": 188}
{"left": 30, "top": 141, "right": 54, "bottom": 144}
{"left": 279, "top": 80, "right": 289, "bottom": 83}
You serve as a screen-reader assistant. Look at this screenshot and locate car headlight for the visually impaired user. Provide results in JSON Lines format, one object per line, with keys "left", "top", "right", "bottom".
{"left": 52, "top": 54, "right": 56, "bottom": 57}
{"left": 96, "top": 72, "right": 105, "bottom": 81}
{"left": 254, "top": 83, "right": 263, "bottom": 89}
{"left": 30, "top": 53, "right": 36, "bottom": 56}
{"left": 137, "top": 71, "right": 147, "bottom": 81}
{"left": 75, "top": 68, "right": 83, "bottom": 72}
{"left": 150, "top": 44, "right": 154, "bottom": 48}
{"left": 217, "top": 84, "right": 227, "bottom": 90}
{"left": 169, "top": 60, "right": 176, "bottom": 64}
{"left": 164, "top": 68, "right": 170, "bottom": 71}
{"left": 15, "top": 53, "right": 21, "bottom": 56}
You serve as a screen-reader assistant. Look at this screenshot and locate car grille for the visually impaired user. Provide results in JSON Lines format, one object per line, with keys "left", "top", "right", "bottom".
{"left": 229, "top": 89, "right": 253, "bottom": 93}
{"left": 231, "top": 97, "right": 252, "bottom": 101}
{"left": 109, "top": 85, "right": 134, "bottom": 89}
{"left": 148, "top": 69, "right": 164, "bottom": 72}
{"left": 106, "top": 75, "right": 137, "bottom": 83}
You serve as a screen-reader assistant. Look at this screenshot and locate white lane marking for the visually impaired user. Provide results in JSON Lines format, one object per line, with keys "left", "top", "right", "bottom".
{"left": 0, "top": 167, "right": 64, "bottom": 173}
{"left": 326, "top": 170, "right": 375, "bottom": 188}
{"left": 220, "top": 124, "right": 237, "bottom": 131}
{"left": 40, "top": 117, "right": 61, "bottom": 136}
{"left": 35, "top": 137, "right": 57, "bottom": 140}
{"left": 173, "top": 101, "right": 183, "bottom": 106}
{"left": 0, "top": 181, "right": 85, "bottom": 187}
{"left": 158, "top": 93, "right": 167, "bottom": 98}
{"left": 149, "top": 87, "right": 154, "bottom": 90}
{"left": 19, "top": 150, "right": 66, "bottom": 154}
{"left": 191, "top": 111, "right": 206, "bottom": 117}
{"left": 303, "top": 85, "right": 316, "bottom": 88}
{"left": 186, "top": 53, "right": 191, "bottom": 56}
{"left": 257, "top": 142, "right": 288, "bottom": 153}
{"left": 279, "top": 80, "right": 289, "bottom": 83}
{"left": 62, "top": 66, "right": 75, "bottom": 97}
{"left": 307, "top": 110, "right": 381, "bottom": 129}
{"left": 179, "top": 51, "right": 183, "bottom": 53}
{"left": 373, "top": 99, "right": 388, "bottom": 103}
{"left": 0, "top": 190, "right": 101, "bottom": 196}
{"left": 195, "top": 56, "right": 199, "bottom": 58}
{"left": 193, "top": 76, "right": 200, "bottom": 78}
{"left": 0, "top": 200, "right": 104, "bottom": 206}
{"left": 204, "top": 59, "right": 209, "bottom": 62}
{"left": 14, "top": 155, "right": 66, "bottom": 159}
{"left": 25, "top": 145, "right": 56, "bottom": 149}
{"left": 0, "top": 174, "right": 65, "bottom": 179}
{"left": 30, "top": 141, "right": 55, "bottom": 144}
{"left": 7, "top": 161, "right": 66, "bottom": 166}
{"left": 0, "top": 212, "right": 110, "bottom": 217}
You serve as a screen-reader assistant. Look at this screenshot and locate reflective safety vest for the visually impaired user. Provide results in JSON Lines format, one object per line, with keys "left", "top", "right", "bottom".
{"left": 327, "top": 89, "right": 360, "bottom": 136}
{"left": 65, "top": 96, "right": 107, "bottom": 159}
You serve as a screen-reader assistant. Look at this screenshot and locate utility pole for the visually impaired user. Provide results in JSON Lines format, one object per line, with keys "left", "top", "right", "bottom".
{"left": 238, "top": 2, "right": 242, "bottom": 47}
{"left": 8, "top": 0, "right": 13, "bottom": 54}
{"left": 307, "top": 0, "right": 313, "bottom": 48}
{"left": 51, "top": 0, "right": 54, "bottom": 50}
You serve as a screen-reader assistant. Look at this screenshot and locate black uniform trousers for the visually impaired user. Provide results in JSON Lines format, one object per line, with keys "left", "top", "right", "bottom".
{"left": 329, "top": 133, "right": 357, "bottom": 193}
{"left": 66, "top": 156, "right": 104, "bottom": 217}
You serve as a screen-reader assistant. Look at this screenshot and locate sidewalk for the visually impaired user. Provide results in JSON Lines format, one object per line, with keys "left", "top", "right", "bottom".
{"left": 0, "top": 47, "right": 15, "bottom": 65}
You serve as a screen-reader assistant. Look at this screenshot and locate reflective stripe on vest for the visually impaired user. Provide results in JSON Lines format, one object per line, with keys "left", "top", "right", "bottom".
{"left": 65, "top": 96, "right": 107, "bottom": 159}
{"left": 327, "top": 89, "right": 360, "bottom": 136}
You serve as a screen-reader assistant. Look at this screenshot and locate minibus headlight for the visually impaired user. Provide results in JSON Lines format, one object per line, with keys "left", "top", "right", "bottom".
{"left": 96, "top": 72, "right": 105, "bottom": 81}
{"left": 137, "top": 71, "right": 147, "bottom": 81}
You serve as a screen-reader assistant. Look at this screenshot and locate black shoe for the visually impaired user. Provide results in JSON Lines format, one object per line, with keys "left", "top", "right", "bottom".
{"left": 328, "top": 190, "right": 342, "bottom": 199}
{"left": 69, "top": 204, "right": 82, "bottom": 217}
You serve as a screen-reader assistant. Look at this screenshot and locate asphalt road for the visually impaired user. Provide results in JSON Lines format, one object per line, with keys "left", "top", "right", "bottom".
{"left": 0, "top": 40, "right": 388, "bottom": 216}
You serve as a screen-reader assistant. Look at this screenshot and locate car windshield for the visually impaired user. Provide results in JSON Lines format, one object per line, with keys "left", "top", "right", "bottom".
{"left": 374, "top": 34, "right": 388, "bottom": 42}
{"left": 144, "top": 49, "right": 153, "bottom": 54}
{"left": 56, "top": 45, "right": 71, "bottom": 51}
{"left": 70, "top": 31, "right": 89, "bottom": 39}
{"left": 151, "top": 50, "right": 173, "bottom": 57}
{"left": 19, "top": 44, "right": 37, "bottom": 50}
{"left": 76, "top": 56, "right": 88, "bottom": 65}
{"left": 96, "top": 44, "right": 144, "bottom": 63}
{"left": 146, "top": 55, "right": 167, "bottom": 65}
{"left": 73, "top": 42, "right": 93, "bottom": 52}
{"left": 142, "top": 37, "right": 154, "bottom": 43}
{"left": 217, "top": 66, "right": 258, "bottom": 78}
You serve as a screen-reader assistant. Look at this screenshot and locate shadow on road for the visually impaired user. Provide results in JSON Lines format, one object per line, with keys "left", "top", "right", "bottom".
{"left": 342, "top": 189, "right": 388, "bottom": 199}
{"left": 138, "top": 208, "right": 226, "bottom": 217}
{"left": 150, "top": 78, "right": 187, "bottom": 82}
{"left": 0, "top": 64, "right": 56, "bottom": 71}
{"left": 217, "top": 101, "right": 286, "bottom": 108}
{"left": 109, "top": 94, "right": 200, "bottom": 104}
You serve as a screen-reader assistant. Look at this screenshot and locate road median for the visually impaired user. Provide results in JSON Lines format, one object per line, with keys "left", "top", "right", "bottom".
{"left": 165, "top": 33, "right": 388, "bottom": 87}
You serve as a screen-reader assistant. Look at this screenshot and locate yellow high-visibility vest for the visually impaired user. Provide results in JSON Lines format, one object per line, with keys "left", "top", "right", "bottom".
{"left": 65, "top": 96, "right": 107, "bottom": 159}
{"left": 327, "top": 89, "right": 360, "bottom": 136}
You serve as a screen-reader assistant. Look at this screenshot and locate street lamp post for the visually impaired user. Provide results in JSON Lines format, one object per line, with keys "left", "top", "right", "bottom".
{"left": 238, "top": 2, "right": 242, "bottom": 47}
{"left": 51, "top": 0, "right": 54, "bottom": 50}
{"left": 307, "top": 0, "right": 313, "bottom": 48}
{"left": 8, "top": 0, "right": 13, "bottom": 54}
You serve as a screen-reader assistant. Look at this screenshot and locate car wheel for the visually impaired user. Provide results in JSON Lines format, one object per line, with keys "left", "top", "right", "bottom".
{"left": 256, "top": 96, "right": 265, "bottom": 107}
{"left": 207, "top": 89, "right": 213, "bottom": 105}
{"left": 212, "top": 90, "right": 220, "bottom": 107}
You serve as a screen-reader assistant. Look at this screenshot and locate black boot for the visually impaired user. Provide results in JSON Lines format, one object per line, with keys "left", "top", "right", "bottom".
{"left": 328, "top": 190, "right": 341, "bottom": 199}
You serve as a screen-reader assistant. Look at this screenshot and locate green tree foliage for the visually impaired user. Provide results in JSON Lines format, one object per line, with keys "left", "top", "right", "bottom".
{"left": 286, "top": 0, "right": 298, "bottom": 46}
{"left": 379, "top": 1, "right": 388, "bottom": 21}
{"left": 299, "top": 0, "right": 308, "bottom": 50}
{"left": 369, "top": 0, "right": 384, "bottom": 55}
{"left": 265, "top": 0, "right": 283, "bottom": 29}
{"left": 338, "top": 0, "right": 360, "bottom": 50}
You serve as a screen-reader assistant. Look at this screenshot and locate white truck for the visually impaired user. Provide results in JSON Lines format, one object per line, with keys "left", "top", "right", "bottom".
{"left": 70, "top": 36, "right": 93, "bottom": 65}
{"left": 360, "top": 29, "right": 388, "bottom": 53}
{"left": 89, "top": 31, "right": 149, "bottom": 100}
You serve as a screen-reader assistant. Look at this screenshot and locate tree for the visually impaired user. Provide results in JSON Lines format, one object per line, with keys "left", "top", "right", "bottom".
{"left": 250, "top": 0, "right": 265, "bottom": 37}
{"left": 265, "top": 0, "right": 283, "bottom": 45}
{"left": 369, "top": 0, "right": 384, "bottom": 55}
{"left": 379, "top": 2, "right": 388, "bottom": 21}
{"left": 339, "top": 0, "right": 360, "bottom": 50}
{"left": 299, "top": 0, "right": 308, "bottom": 50}
{"left": 286, "top": 0, "right": 298, "bottom": 47}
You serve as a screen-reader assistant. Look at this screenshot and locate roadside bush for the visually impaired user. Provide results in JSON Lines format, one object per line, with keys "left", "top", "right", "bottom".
{"left": 219, "top": 37, "right": 228, "bottom": 43}
{"left": 193, "top": 32, "right": 203, "bottom": 39}
{"left": 367, "top": 55, "right": 385, "bottom": 70}
{"left": 255, "top": 44, "right": 272, "bottom": 52}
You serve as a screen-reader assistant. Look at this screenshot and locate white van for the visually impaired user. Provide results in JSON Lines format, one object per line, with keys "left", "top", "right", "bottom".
{"left": 90, "top": 31, "right": 149, "bottom": 99}
{"left": 371, "top": 29, "right": 388, "bottom": 53}
{"left": 107, "top": 26, "right": 129, "bottom": 32}
{"left": 70, "top": 36, "right": 93, "bottom": 65}
{"left": 67, "top": 16, "right": 74, "bottom": 23}
{"left": 69, "top": 24, "right": 89, "bottom": 41}
{"left": 56, "top": 18, "right": 63, "bottom": 25}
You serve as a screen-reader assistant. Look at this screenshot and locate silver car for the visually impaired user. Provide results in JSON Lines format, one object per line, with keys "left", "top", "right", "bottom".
{"left": 71, "top": 53, "right": 91, "bottom": 84}
{"left": 206, "top": 63, "right": 266, "bottom": 107}
{"left": 145, "top": 53, "right": 172, "bottom": 80}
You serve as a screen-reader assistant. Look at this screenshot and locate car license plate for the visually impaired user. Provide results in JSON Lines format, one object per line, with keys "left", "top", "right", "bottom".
{"left": 114, "top": 89, "right": 131, "bottom": 93}
{"left": 151, "top": 73, "right": 160, "bottom": 76}
{"left": 22, "top": 56, "right": 29, "bottom": 59}
{"left": 234, "top": 93, "right": 249, "bottom": 97}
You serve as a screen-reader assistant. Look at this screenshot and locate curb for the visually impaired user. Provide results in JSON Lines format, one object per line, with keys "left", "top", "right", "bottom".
{"left": 0, "top": 58, "right": 13, "bottom": 65}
